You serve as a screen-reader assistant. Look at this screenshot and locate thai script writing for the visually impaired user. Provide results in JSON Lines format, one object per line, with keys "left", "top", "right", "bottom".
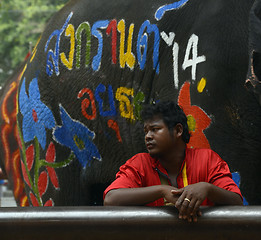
{"left": 45, "top": 10, "right": 206, "bottom": 89}
{"left": 45, "top": 13, "right": 160, "bottom": 76}
{"left": 78, "top": 84, "right": 145, "bottom": 121}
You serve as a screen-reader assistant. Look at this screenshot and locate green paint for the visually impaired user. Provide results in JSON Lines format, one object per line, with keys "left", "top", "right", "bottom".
{"left": 76, "top": 22, "right": 91, "bottom": 69}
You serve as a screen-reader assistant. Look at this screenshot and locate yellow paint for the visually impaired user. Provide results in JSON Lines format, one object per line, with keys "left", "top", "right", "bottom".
{"left": 13, "top": 150, "right": 21, "bottom": 198}
{"left": 115, "top": 87, "right": 135, "bottom": 120}
{"left": 2, "top": 81, "right": 17, "bottom": 124}
{"left": 117, "top": 20, "right": 136, "bottom": 69}
{"left": 73, "top": 135, "right": 85, "bottom": 150}
{"left": 187, "top": 114, "right": 196, "bottom": 132}
{"left": 21, "top": 195, "right": 29, "bottom": 207}
{"left": 182, "top": 162, "right": 188, "bottom": 187}
{"left": 197, "top": 77, "right": 207, "bottom": 93}
{"left": 20, "top": 64, "right": 27, "bottom": 82}
{"left": 30, "top": 36, "right": 41, "bottom": 63}
{"left": 60, "top": 24, "right": 75, "bottom": 70}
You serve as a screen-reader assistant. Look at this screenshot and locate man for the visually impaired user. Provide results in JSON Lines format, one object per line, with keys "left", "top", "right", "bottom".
{"left": 103, "top": 101, "right": 243, "bottom": 222}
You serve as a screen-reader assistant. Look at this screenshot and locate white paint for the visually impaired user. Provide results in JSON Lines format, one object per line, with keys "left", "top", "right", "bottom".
{"left": 161, "top": 32, "right": 206, "bottom": 89}
{"left": 182, "top": 34, "right": 206, "bottom": 81}
{"left": 172, "top": 42, "right": 179, "bottom": 89}
{"left": 161, "top": 31, "right": 179, "bottom": 89}
{"left": 160, "top": 31, "right": 175, "bottom": 46}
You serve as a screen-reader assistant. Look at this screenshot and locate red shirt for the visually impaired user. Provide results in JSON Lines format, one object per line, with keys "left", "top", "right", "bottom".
{"left": 103, "top": 148, "right": 242, "bottom": 206}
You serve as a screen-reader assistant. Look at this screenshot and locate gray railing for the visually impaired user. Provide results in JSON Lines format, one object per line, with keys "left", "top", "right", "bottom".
{"left": 0, "top": 206, "right": 260, "bottom": 240}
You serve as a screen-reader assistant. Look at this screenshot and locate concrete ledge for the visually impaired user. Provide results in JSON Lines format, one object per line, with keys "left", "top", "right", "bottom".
{"left": 0, "top": 206, "right": 260, "bottom": 240}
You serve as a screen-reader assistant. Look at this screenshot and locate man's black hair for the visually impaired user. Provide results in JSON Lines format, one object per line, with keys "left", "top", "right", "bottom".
{"left": 141, "top": 101, "right": 190, "bottom": 143}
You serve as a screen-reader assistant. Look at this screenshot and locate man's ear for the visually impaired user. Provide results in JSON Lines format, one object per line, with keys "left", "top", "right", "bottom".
{"left": 175, "top": 123, "right": 183, "bottom": 138}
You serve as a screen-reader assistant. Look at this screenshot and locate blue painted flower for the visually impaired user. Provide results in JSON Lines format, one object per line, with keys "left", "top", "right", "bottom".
{"left": 19, "top": 77, "right": 55, "bottom": 149}
{"left": 232, "top": 172, "right": 249, "bottom": 206}
{"left": 53, "top": 105, "right": 101, "bottom": 168}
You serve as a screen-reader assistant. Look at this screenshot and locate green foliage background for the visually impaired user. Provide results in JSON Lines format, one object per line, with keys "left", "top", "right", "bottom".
{"left": 0, "top": 0, "right": 67, "bottom": 86}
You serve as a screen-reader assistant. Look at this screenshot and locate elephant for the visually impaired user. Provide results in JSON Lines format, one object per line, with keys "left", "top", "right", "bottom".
{"left": 14, "top": 0, "right": 261, "bottom": 206}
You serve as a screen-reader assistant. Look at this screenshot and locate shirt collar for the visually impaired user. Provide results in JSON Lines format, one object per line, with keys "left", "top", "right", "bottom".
{"left": 149, "top": 146, "right": 188, "bottom": 175}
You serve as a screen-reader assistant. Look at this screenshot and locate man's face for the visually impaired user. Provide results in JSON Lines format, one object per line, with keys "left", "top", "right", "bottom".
{"left": 144, "top": 117, "right": 175, "bottom": 157}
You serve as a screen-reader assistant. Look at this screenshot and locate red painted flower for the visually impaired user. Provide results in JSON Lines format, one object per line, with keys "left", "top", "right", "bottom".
{"left": 44, "top": 199, "right": 54, "bottom": 207}
{"left": 38, "top": 171, "right": 48, "bottom": 197}
{"left": 46, "top": 142, "right": 59, "bottom": 189}
{"left": 29, "top": 192, "right": 39, "bottom": 206}
{"left": 21, "top": 144, "right": 35, "bottom": 187}
{"left": 26, "top": 144, "right": 34, "bottom": 170}
{"left": 178, "top": 82, "right": 211, "bottom": 149}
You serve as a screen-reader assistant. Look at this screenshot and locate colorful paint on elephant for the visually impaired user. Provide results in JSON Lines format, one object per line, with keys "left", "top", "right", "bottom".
{"left": 18, "top": 77, "right": 103, "bottom": 205}
{"left": 53, "top": 105, "right": 102, "bottom": 168}
{"left": 78, "top": 84, "right": 145, "bottom": 122}
{"left": 20, "top": 141, "right": 64, "bottom": 206}
{"left": 155, "top": 0, "right": 190, "bottom": 20}
{"left": 178, "top": 81, "right": 211, "bottom": 149}
{"left": 18, "top": 77, "right": 63, "bottom": 206}
{"left": 45, "top": 13, "right": 160, "bottom": 75}
{"left": 0, "top": 62, "right": 29, "bottom": 206}
{"left": 44, "top": 7, "right": 206, "bottom": 88}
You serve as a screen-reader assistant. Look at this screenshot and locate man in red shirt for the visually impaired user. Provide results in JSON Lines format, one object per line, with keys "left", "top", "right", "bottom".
{"left": 103, "top": 101, "right": 243, "bottom": 222}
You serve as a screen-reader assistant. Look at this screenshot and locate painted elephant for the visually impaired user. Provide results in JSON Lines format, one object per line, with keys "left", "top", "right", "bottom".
{"left": 15, "top": 0, "right": 261, "bottom": 206}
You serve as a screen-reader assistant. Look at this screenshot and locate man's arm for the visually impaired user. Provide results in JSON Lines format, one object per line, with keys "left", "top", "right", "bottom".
{"left": 172, "top": 182, "right": 243, "bottom": 222}
{"left": 104, "top": 185, "right": 179, "bottom": 206}
{"left": 206, "top": 183, "right": 243, "bottom": 205}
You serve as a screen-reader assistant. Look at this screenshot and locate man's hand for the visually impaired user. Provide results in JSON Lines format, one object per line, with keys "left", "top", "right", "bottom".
{"left": 171, "top": 182, "right": 210, "bottom": 222}
{"left": 171, "top": 182, "right": 243, "bottom": 222}
{"left": 161, "top": 185, "right": 180, "bottom": 205}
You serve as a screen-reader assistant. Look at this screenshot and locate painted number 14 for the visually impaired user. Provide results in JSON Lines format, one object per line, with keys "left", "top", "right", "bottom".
{"left": 161, "top": 32, "right": 206, "bottom": 89}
